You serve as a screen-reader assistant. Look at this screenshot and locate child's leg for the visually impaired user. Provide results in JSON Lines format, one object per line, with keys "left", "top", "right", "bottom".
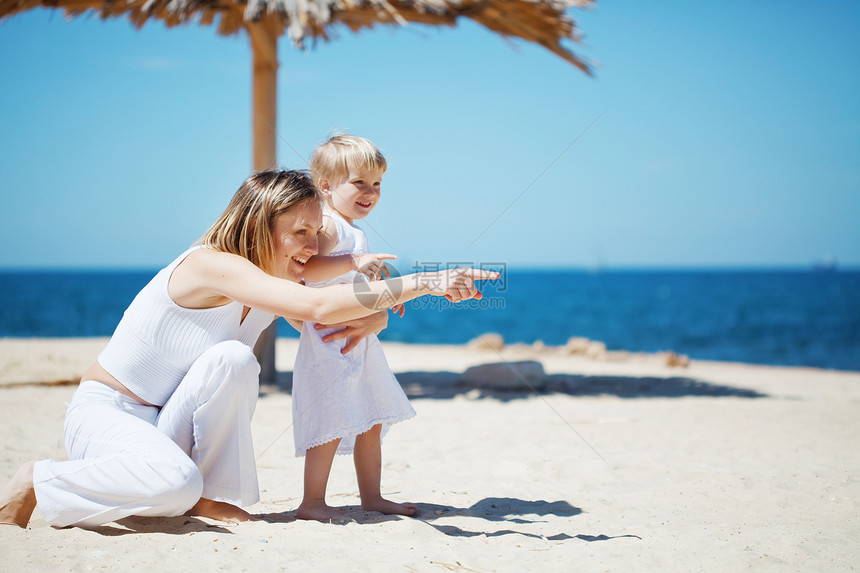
{"left": 297, "top": 439, "right": 341, "bottom": 522}
{"left": 353, "top": 424, "right": 416, "bottom": 516}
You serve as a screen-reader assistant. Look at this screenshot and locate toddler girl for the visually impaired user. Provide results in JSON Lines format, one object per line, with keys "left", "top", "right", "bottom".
{"left": 292, "top": 135, "right": 416, "bottom": 521}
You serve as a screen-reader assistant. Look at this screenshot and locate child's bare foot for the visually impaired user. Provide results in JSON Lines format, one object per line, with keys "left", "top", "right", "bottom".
{"left": 361, "top": 496, "right": 417, "bottom": 517}
{"left": 0, "top": 461, "right": 37, "bottom": 528}
{"left": 296, "top": 500, "right": 342, "bottom": 522}
{"left": 185, "top": 498, "right": 257, "bottom": 523}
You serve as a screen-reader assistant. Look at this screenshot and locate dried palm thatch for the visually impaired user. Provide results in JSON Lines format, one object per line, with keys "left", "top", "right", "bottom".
{"left": 0, "top": 0, "right": 594, "bottom": 73}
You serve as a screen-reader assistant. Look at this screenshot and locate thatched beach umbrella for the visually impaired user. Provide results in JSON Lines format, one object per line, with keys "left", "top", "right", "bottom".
{"left": 1, "top": 0, "right": 594, "bottom": 382}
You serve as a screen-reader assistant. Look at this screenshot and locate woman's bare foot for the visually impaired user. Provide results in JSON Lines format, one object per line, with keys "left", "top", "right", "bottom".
{"left": 0, "top": 461, "right": 37, "bottom": 528}
{"left": 361, "top": 496, "right": 417, "bottom": 517}
{"left": 296, "top": 500, "right": 342, "bottom": 522}
{"left": 185, "top": 498, "right": 256, "bottom": 524}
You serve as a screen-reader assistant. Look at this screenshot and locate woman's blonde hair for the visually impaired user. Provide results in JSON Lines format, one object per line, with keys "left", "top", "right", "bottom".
{"left": 309, "top": 134, "right": 387, "bottom": 185}
{"left": 201, "top": 169, "right": 320, "bottom": 275}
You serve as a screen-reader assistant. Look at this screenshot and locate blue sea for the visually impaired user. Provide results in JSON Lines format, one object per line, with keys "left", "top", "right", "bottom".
{"left": 1, "top": 268, "right": 858, "bottom": 371}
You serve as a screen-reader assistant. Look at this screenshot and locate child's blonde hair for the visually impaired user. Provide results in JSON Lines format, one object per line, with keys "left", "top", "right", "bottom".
{"left": 309, "top": 134, "right": 387, "bottom": 185}
{"left": 201, "top": 169, "right": 320, "bottom": 275}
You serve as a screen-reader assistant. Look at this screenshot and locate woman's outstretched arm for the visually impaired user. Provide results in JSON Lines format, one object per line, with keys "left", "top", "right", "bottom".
{"left": 170, "top": 248, "right": 498, "bottom": 325}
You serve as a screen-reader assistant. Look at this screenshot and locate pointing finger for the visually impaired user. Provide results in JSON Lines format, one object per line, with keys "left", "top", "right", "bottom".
{"left": 463, "top": 268, "right": 501, "bottom": 281}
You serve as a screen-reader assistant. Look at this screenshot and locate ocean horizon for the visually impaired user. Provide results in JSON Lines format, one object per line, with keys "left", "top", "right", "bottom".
{"left": 1, "top": 266, "right": 858, "bottom": 372}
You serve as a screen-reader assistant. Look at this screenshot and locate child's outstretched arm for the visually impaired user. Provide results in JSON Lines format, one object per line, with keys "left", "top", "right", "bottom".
{"left": 300, "top": 214, "right": 396, "bottom": 282}
{"left": 303, "top": 253, "right": 397, "bottom": 282}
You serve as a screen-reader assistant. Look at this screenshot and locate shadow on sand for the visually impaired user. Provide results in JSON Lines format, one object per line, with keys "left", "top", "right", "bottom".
{"left": 257, "top": 497, "right": 639, "bottom": 542}
{"left": 255, "top": 507, "right": 400, "bottom": 526}
{"left": 414, "top": 497, "right": 639, "bottom": 542}
{"left": 83, "top": 498, "right": 639, "bottom": 542}
{"left": 89, "top": 515, "right": 233, "bottom": 536}
{"left": 266, "top": 368, "right": 766, "bottom": 402}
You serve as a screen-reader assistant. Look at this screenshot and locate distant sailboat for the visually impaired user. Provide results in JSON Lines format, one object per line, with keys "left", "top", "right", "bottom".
{"left": 813, "top": 255, "right": 837, "bottom": 272}
{"left": 587, "top": 247, "right": 605, "bottom": 274}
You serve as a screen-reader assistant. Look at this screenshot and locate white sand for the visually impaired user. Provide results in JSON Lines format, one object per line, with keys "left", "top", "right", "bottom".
{"left": 1, "top": 338, "right": 858, "bottom": 572}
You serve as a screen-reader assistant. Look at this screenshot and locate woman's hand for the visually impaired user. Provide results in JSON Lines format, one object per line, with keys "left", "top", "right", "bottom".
{"left": 314, "top": 311, "right": 390, "bottom": 354}
{"left": 353, "top": 253, "right": 397, "bottom": 281}
{"left": 420, "top": 267, "right": 500, "bottom": 303}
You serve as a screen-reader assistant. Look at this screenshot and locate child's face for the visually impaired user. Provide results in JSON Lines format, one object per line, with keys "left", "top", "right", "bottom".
{"left": 326, "top": 166, "right": 383, "bottom": 223}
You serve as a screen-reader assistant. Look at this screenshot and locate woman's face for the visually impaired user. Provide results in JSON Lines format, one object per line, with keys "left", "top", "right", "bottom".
{"left": 271, "top": 199, "right": 323, "bottom": 282}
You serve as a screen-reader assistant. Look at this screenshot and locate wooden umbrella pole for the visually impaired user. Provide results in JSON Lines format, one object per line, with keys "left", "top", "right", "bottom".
{"left": 249, "top": 19, "right": 279, "bottom": 171}
{"left": 248, "top": 18, "right": 279, "bottom": 385}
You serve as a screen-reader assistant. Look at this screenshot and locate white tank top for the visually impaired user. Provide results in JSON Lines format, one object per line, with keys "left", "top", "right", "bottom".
{"left": 98, "top": 246, "right": 274, "bottom": 406}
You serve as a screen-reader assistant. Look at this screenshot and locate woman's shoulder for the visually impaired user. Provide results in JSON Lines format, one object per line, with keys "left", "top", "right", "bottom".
{"left": 181, "top": 245, "right": 249, "bottom": 268}
{"left": 168, "top": 246, "right": 258, "bottom": 306}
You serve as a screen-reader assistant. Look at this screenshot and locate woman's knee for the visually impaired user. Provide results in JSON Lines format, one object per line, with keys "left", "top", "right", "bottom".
{"left": 192, "top": 341, "right": 261, "bottom": 400}
{"left": 202, "top": 341, "right": 260, "bottom": 381}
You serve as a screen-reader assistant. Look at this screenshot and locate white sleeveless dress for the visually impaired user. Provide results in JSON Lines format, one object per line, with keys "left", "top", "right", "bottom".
{"left": 291, "top": 211, "right": 416, "bottom": 456}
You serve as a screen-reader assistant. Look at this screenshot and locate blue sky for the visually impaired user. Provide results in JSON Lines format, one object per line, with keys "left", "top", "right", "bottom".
{"left": 1, "top": 1, "right": 858, "bottom": 270}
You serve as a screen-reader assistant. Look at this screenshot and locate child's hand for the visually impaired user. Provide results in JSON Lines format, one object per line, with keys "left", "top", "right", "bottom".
{"left": 354, "top": 253, "right": 397, "bottom": 281}
{"left": 391, "top": 303, "right": 406, "bottom": 318}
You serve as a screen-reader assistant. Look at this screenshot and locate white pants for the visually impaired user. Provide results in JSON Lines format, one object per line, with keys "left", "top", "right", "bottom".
{"left": 32, "top": 341, "right": 261, "bottom": 528}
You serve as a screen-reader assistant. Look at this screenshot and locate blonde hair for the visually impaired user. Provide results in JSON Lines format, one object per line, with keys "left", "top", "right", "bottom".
{"left": 309, "top": 134, "right": 387, "bottom": 185}
{"left": 201, "top": 169, "right": 320, "bottom": 275}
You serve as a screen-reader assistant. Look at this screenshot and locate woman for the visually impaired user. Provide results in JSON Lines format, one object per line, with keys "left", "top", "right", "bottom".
{"left": 0, "top": 169, "right": 495, "bottom": 529}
